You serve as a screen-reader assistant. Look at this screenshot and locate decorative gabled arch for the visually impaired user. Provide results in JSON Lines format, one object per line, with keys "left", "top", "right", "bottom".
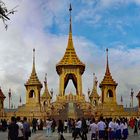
{"left": 64, "top": 73, "right": 77, "bottom": 95}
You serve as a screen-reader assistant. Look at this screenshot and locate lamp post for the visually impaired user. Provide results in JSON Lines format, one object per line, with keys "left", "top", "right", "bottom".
{"left": 136, "top": 91, "right": 140, "bottom": 112}
{"left": 131, "top": 88, "right": 134, "bottom": 109}
{"left": 8, "top": 89, "right": 11, "bottom": 109}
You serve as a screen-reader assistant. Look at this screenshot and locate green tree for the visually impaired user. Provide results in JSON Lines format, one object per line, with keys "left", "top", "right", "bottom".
{"left": 0, "top": 0, "right": 17, "bottom": 30}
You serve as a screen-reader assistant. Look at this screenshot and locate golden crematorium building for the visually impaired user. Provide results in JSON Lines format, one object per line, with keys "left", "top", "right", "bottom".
{"left": 1, "top": 5, "right": 140, "bottom": 120}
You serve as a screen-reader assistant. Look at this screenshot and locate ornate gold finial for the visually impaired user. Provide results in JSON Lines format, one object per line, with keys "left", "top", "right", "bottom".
{"left": 121, "top": 95, "right": 123, "bottom": 103}
{"left": 93, "top": 73, "right": 95, "bottom": 81}
{"left": 69, "top": 3, "right": 72, "bottom": 33}
{"left": 105, "top": 48, "right": 110, "bottom": 76}
{"left": 69, "top": 3, "right": 72, "bottom": 11}
{"left": 50, "top": 88, "right": 53, "bottom": 97}
{"left": 32, "top": 48, "right": 36, "bottom": 73}
{"left": 93, "top": 73, "right": 97, "bottom": 84}
{"left": 44, "top": 73, "right": 47, "bottom": 84}
{"left": 19, "top": 96, "right": 22, "bottom": 103}
{"left": 88, "top": 88, "right": 90, "bottom": 95}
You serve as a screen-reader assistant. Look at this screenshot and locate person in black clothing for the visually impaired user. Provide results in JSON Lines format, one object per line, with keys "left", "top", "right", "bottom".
{"left": 2, "top": 119, "right": 7, "bottom": 131}
{"left": 134, "top": 118, "right": 138, "bottom": 135}
{"left": 58, "top": 120, "right": 65, "bottom": 140}
{"left": 81, "top": 118, "right": 88, "bottom": 140}
{"left": 104, "top": 118, "right": 109, "bottom": 140}
{"left": 71, "top": 119, "right": 75, "bottom": 137}
{"left": 51, "top": 118, "right": 56, "bottom": 132}
{"left": 32, "top": 118, "right": 37, "bottom": 133}
{"left": 40, "top": 119, "right": 43, "bottom": 130}
{"left": 8, "top": 116, "right": 19, "bottom": 140}
{"left": 68, "top": 119, "right": 72, "bottom": 133}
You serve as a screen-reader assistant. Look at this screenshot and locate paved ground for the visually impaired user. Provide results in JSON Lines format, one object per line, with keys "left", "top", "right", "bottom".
{"left": 0, "top": 128, "right": 140, "bottom": 140}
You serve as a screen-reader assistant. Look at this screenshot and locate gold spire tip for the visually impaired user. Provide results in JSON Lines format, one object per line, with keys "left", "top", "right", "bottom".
{"left": 69, "top": 3, "right": 72, "bottom": 33}
{"left": 106, "top": 48, "right": 108, "bottom": 63}
{"left": 45, "top": 73, "right": 47, "bottom": 83}
{"left": 33, "top": 48, "right": 35, "bottom": 64}
{"left": 69, "top": 3, "right": 72, "bottom": 12}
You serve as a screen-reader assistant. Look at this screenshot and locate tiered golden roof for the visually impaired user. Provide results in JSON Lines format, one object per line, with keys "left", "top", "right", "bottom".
{"left": 25, "top": 49, "right": 42, "bottom": 87}
{"left": 100, "top": 49, "right": 117, "bottom": 87}
{"left": 56, "top": 4, "right": 85, "bottom": 74}
{"left": 42, "top": 74, "right": 51, "bottom": 99}
{"left": 89, "top": 74, "right": 99, "bottom": 99}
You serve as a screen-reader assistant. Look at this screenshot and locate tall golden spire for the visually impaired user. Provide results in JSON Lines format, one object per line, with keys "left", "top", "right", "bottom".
{"left": 42, "top": 73, "right": 51, "bottom": 99}
{"left": 67, "top": 3, "right": 75, "bottom": 57}
{"left": 105, "top": 48, "right": 111, "bottom": 76}
{"left": 25, "top": 49, "right": 42, "bottom": 87}
{"left": 56, "top": 4, "right": 85, "bottom": 74}
{"left": 100, "top": 49, "right": 117, "bottom": 87}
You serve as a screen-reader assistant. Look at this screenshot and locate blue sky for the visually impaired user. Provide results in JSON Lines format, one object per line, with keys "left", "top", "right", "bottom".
{"left": 47, "top": 1, "right": 140, "bottom": 47}
{"left": 1, "top": 0, "right": 140, "bottom": 108}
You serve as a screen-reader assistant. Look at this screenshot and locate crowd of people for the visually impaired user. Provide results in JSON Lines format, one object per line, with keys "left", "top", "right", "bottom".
{"left": 44, "top": 116, "right": 140, "bottom": 140}
{"left": 0, "top": 116, "right": 140, "bottom": 140}
{"left": 0, "top": 119, "right": 7, "bottom": 131}
{"left": 0, "top": 116, "right": 30, "bottom": 140}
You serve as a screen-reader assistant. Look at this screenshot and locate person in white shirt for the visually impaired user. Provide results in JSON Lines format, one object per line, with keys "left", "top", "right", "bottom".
{"left": 89, "top": 118, "right": 98, "bottom": 140}
{"left": 16, "top": 116, "right": 24, "bottom": 140}
{"left": 97, "top": 116, "right": 106, "bottom": 140}
{"left": 73, "top": 118, "right": 82, "bottom": 140}
{"left": 46, "top": 118, "right": 53, "bottom": 137}
{"left": 108, "top": 118, "right": 115, "bottom": 140}
{"left": 115, "top": 119, "right": 121, "bottom": 140}
{"left": 122, "top": 119, "right": 128, "bottom": 140}
{"left": 86, "top": 119, "right": 90, "bottom": 128}
{"left": 64, "top": 120, "right": 68, "bottom": 133}
{"left": 37, "top": 119, "right": 40, "bottom": 130}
